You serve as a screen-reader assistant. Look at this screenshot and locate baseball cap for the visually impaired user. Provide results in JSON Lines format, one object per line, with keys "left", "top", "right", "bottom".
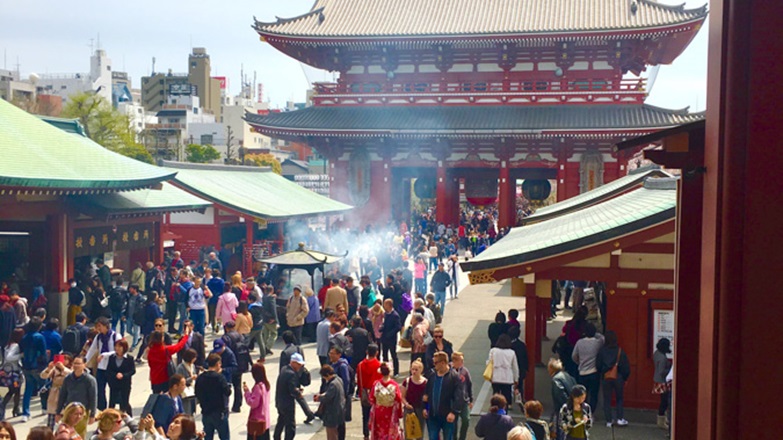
{"left": 213, "top": 339, "right": 225, "bottom": 349}
{"left": 290, "top": 353, "right": 304, "bottom": 364}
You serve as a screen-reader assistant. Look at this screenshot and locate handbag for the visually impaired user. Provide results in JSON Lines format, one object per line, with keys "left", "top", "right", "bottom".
{"left": 483, "top": 356, "right": 494, "bottom": 382}
{"left": 603, "top": 348, "right": 621, "bottom": 380}
{"left": 404, "top": 411, "right": 422, "bottom": 440}
{"left": 247, "top": 419, "right": 267, "bottom": 438}
{"left": 652, "top": 382, "right": 671, "bottom": 394}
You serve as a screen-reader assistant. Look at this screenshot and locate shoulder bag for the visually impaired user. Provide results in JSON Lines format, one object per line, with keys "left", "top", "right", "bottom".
{"left": 603, "top": 348, "right": 621, "bottom": 380}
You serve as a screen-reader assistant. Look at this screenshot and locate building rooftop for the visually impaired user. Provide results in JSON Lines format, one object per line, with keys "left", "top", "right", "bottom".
{"left": 460, "top": 176, "right": 677, "bottom": 273}
{"left": 245, "top": 104, "right": 705, "bottom": 138}
{"left": 0, "top": 100, "right": 174, "bottom": 193}
{"left": 254, "top": 0, "right": 707, "bottom": 40}
{"left": 161, "top": 161, "right": 352, "bottom": 220}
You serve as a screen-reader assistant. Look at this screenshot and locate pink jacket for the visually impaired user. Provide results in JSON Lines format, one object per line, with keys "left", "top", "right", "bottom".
{"left": 244, "top": 382, "right": 271, "bottom": 428}
{"left": 216, "top": 292, "right": 239, "bottom": 324}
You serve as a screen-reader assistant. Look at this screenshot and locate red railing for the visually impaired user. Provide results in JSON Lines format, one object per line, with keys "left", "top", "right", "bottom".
{"left": 314, "top": 78, "right": 646, "bottom": 96}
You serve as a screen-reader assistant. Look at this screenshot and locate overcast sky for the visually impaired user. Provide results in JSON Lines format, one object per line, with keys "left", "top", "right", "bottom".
{"left": 0, "top": 0, "right": 708, "bottom": 111}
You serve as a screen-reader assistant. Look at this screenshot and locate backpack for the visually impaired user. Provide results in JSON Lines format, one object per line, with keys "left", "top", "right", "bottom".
{"left": 62, "top": 326, "right": 82, "bottom": 355}
{"left": 401, "top": 293, "right": 414, "bottom": 313}
{"left": 223, "top": 334, "right": 251, "bottom": 373}
{"left": 109, "top": 288, "right": 127, "bottom": 312}
{"left": 133, "top": 302, "right": 146, "bottom": 328}
{"left": 249, "top": 305, "right": 265, "bottom": 328}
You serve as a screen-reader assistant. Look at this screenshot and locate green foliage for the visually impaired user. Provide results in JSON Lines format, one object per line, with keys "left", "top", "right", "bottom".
{"left": 245, "top": 153, "right": 282, "bottom": 174}
{"left": 185, "top": 144, "right": 221, "bottom": 163}
{"left": 61, "top": 92, "right": 153, "bottom": 164}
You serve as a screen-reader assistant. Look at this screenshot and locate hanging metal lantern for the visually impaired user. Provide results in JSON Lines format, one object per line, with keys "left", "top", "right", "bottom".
{"left": 413, "top": 176, "right": 436, "bottom": 199}
{"left": 522, "top": 179, "right": 552, "bottom": 201}
{"left": 465, "top": 178, "right": 498, "bottom": 206}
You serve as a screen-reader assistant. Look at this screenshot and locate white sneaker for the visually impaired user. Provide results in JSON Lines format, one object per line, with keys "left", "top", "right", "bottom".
{"left": 21, "top": 416, "right": 28, "bottom": 422}
{"left": 616, "top": 419, "right": 629, "bottom": 426}
{"left": 606, "top": 422, "right": 613, "bottom": 428}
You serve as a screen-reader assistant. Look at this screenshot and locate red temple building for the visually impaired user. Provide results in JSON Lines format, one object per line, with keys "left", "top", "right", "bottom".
{"left": 247, "top": 0, "right": 707, "bottom": 228}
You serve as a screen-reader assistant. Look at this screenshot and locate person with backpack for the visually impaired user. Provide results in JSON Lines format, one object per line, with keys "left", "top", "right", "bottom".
{"left": 247, "top": 293, "right": 267, "bottom": 358}
{"left": 548, "top": 358, "right": 577, "bottom": 439}
{"left": 107, "top": 280, "right": 128, "bottom": 336}
{"left": 328, "top": 346, "right": 354, "bottom": 439}
{"left": 84, "top": 317, "right": 122, "bottom": 410}
{"left": 126, "top": 284, "right": 145, "bottom": 352}
{"left": 285, "top": 286, "right": 309, "bottom": 346}
{"left": 20, "top": 317, "right": 48, "bottom": 421}
{"left": 136, "top": 292, "right": 164, "bottom": 363}
{"left": 66, "top": 279, "right": 85, "bottom": 327}
{"left": 62, "top": 313, "right": 89, "bottom": 356}
{"left": 221, "top": 321, "right": 250, "bottom": 413}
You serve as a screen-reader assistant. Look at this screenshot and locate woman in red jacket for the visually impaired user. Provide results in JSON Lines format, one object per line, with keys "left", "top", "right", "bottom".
{"left": 148, "top": 326, "right": 191, "bottom": 393}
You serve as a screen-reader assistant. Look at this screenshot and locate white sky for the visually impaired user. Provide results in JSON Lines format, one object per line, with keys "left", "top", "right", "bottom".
{"left": 0, "top": 0, "right": 708, "bottom": 111}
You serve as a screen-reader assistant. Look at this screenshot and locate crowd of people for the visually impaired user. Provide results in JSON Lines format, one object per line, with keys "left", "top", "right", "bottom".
{"left": 0, "top": 207, "right": 676, "bottom": 440}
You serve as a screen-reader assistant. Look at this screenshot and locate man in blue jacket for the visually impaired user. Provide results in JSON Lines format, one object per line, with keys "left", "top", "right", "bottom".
{"left": 430, "top": 263, "right": 452, "bottom": 314}
{"left": 20, "top": 317, "right": 47, "bottom": 420}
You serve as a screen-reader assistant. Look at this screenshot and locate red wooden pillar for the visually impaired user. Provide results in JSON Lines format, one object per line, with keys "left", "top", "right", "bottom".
{"left": 243, "top": 217, "right": 254, "bottom": 277}
{"left": 696, "top": 1, "right": 783, "bottom": 438}
{"left": 435, "top": 162, "right": 449, "bottom": 224}
{"left": 154, "top": 220, "right": 164, "bottom": 265}
{"left": 556, "top": 153, "right": 566, "bottom": 202}
{"left": 497, "top": 162, "right": 515, "bottom": 229}
{"left": 524, "top": 280, "right": 539, "bottom": 401}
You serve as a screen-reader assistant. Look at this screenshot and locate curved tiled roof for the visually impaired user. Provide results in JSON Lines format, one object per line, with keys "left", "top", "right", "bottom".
{"left": 162, "top": 161, "right": 352, "bottom": 220}
{"left": 460, "top": 177, "right": 677, "bottom": 273}
{"left": 254, "top": 0, "right": 707, "bottom": 39}
{"left": 0, "top": 99, "right": 175, "bottom": 191}
{"left": 245, "top": 104, "right": 705, "bottom": 136}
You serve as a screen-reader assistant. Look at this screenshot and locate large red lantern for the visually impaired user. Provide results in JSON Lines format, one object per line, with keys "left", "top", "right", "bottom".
{"left": 465, "top": 178, "right": 498, "bottom": 206}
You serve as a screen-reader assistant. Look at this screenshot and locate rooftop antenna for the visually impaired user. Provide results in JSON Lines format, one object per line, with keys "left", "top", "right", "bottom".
{"left": 152, "top": 56, "right": 156, "bottom": 75}
{"left": 14, "top": 56, "right": 20, "bottom": 78}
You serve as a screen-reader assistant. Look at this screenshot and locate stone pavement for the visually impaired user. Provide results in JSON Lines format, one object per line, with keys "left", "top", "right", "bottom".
{"left": 3, "top": 265, "right": 669, "bottom": 440}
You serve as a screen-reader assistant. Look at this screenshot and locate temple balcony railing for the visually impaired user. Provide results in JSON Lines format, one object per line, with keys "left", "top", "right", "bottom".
{"left": 312, "top": 78, "right": 647, "bottom": 106}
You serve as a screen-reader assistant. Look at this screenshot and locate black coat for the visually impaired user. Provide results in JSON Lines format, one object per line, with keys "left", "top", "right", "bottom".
{"left": 510, "top": 339, "right": 529, "bottom": 381}
{"left": 424, "top": 368, "right": 465, "bottom": 418}
{"left": 380, "top": 310, "right": 401, "bottom": 341}
{"left": 106, "top": 354, "right": 135, "bottom": 390}
{"left": 596, "top": 345, "right": 631, "bottom": 381}
{"left": 276, "top": 365, "right": 301, "bottom": 409}
{"left": 177, "top": 331, "right": 205, "bottom": 367}
{"left": 425, "top": 339, "right": 454, "bottom": 372}
{"left": 347, "top": 327, "right": 370, "bottom": 366}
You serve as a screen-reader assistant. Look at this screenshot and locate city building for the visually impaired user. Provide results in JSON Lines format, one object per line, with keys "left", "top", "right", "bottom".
{"left": 247, "top": 0, "right": 707, "bottom": 228}
{"left": 34, "top": 48, "right": 113, "bottom": 105}
{"left": 141, "top": 48, "right": 221, "bottom": 116}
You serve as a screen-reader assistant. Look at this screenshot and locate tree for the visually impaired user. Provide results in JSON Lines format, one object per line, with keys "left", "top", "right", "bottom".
{"left": 224, "top": 125, "right": 236, "bottom": 163}
{"left": 185, "top": 144, "right": 221, "bottom": 163}
{"left": 245, "top": 153, "right": 282, "bottom": 174}
{"left": 61, "top": 92, "right": 154, "bottom": 164}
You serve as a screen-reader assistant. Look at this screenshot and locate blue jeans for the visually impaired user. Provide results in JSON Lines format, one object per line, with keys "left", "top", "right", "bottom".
{"left": 96, "top": 368, "right": 108, "bottom": 410}
{"left": 427, "top": 414, "right": 455, "bottom": 440}
{"left": 128, "top": 321, "right": 140, "bottom": 349}
{"left": 111, "top": 310, "right": 126, "bottom": 336}
{"left": 434, "top": 290, "right": 446, "bottom": 313}
{"left": 178, "top": 303, "right": 188, "bottom": 334}
{"left": 429, "top": 257, "right": 438, "bottom": 271}
{"left": 415, "top": 279, "right": 427, "bottom": 296}
{"left": 22, "top": 369, "right": 46, "bottom": 416}
{"left": 189, "top": 309, "right": 206, "bottom": 336}
{"left": 202, "top": 411, "right": 230, "bottom": 440}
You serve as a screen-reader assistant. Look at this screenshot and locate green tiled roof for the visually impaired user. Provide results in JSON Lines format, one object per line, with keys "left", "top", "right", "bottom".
{"left": 460, "top": 177, "right": 677, "bottom": 273}
{"left": 39, "top": 116, "right": 86, "bottom": 135}
{"left": 162, "top": 161, "right": 352, "bottom": 220}
{"left": 254, "top": 0, "right": 707, "bottom": 39}
{"left": 523, "top": 168, "right": 671, "bottom": 224}
{"left": 245, "top": 105, "right": 705, "bottom": 137}
{"left": 0, "top": 99, "right": 175, "bottom": 191}
{"left": 72, "top": 182, "right": 211, "bottom": 219}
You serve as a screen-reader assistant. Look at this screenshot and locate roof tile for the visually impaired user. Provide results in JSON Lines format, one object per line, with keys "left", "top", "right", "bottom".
{"left": 255, "top": 0, "right": 707, "bottom": 38}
